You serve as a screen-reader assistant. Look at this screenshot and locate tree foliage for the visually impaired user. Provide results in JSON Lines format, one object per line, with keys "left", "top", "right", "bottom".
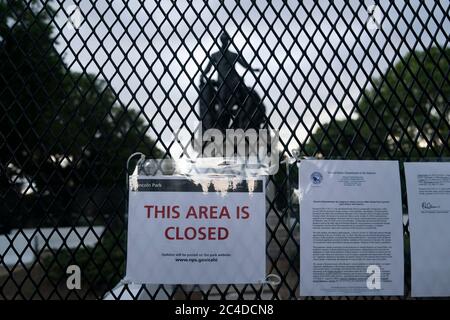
{"left": 0, "top": 1, "right": 161, "bottom": 229}
{"left": 0, "top": 1, "right": 161, "bottom": 191}
{"left": 305, "top": 47, "right": 450, "bottom": 159}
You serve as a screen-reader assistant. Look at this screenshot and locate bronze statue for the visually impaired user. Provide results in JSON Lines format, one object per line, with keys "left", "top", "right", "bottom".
{"left": 199, "top": 32, "right": 267, "bottom": 132}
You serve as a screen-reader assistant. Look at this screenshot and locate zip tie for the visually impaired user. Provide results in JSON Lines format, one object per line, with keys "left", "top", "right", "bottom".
{"left": 126, "top": 152, "right": 145, "bottom": 189}
{"left": 258, "top": 274, "right": 281, "bottom": 298}
{"left": 263, "top": 273, "right": 281, "bottom": 286}
{"left": 292, "top": 149, "right": 301, "bottom": 162}
{"left": 292, "top": 150, "right": 318, "bottom": 163}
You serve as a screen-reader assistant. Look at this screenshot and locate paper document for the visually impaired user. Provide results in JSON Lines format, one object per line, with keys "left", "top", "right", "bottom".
{"left": 405, "top": 162, "right": 450, "bottom": 297}
{"left": 299, "top": 160, "right": 404, "bottom": 296}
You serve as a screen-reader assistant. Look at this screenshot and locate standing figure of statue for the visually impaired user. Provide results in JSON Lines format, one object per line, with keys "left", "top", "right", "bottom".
{"left": 199, "top": 32, "right": 266, "bottom": 132}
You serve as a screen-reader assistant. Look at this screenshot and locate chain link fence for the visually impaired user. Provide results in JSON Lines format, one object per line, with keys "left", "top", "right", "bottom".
{"left": 0, "top": 0, "right": 449, "bottom": 300}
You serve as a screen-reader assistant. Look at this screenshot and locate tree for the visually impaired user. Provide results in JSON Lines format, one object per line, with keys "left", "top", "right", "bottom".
{"left": 0, "top": 0, "right": 65, "bottom": 188}
{"left": 0, "top": 0, "right": 161, "bottom": 229}
{"left": 305, "top": 47, "right": 450, "bottom": 159}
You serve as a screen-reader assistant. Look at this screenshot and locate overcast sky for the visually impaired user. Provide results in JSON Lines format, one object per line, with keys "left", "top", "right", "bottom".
{"left": 52, "top": 0, "right": 449, "bottom": 157}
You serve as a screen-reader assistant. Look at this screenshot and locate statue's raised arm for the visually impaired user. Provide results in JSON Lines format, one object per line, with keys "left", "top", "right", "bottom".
{"left": 236, "top": 53, "right": 260, "bottom": 72}
{"left": 199, "top": 31, "right": 266, "bottom": 132}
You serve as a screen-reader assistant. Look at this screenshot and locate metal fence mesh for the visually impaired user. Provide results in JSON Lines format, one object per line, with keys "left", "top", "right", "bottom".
{"left": 0, "top": 0, "right": 449, "bottom": 300}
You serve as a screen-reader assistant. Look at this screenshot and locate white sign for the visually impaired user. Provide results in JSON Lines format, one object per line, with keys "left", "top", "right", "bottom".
{"left": 299, "top": 160, "right": 404, "bottom": 296}
{"left": 405, "top": 162, "right": 450, "bottom": 297}
{"left": 125, "top": 176, "right": 266, "bottom": 284}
